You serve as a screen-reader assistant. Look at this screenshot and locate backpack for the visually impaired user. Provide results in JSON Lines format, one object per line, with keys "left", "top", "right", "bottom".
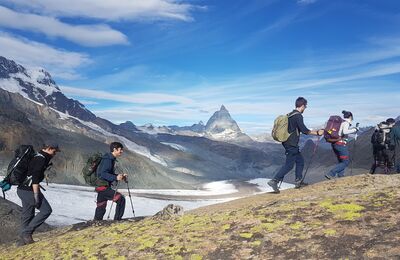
{"left": 82, "top": 153, "right": 103, "bottom": 186}
{"left": 271, "top": 111, "right": 300, "bottom": 142}
{"left": 371, "top": 124, "right": 391, "bottom": 147}
{"left": 324, "top": 116, "right": 344, "bottom": 143}
{"left": 0, "top": 145, "right": 39, "bottom": 198}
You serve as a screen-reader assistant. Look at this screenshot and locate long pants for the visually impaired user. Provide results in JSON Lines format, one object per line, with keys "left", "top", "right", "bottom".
{"left": 273, "top": 146, "right": 304, "bottom": 181}
{"left": 370, "top": 146, "right": 396, "bottom": 174}
{"left": 17, "top": 188, "right": 52, "bottom": 236}
{"left": 327, "top": 143, "right": 349, "bottom": 177}
{"left": 94, "top": 186, "right": 125, "bottom": 220}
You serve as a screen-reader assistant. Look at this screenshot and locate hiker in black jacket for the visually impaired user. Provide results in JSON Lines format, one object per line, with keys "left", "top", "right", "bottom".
{"left": 94, "top": 142, "right": 127, "bottom": 221}
{"left": 17, "top": 143, "right": 60, "bottom": 246}
{"left": 268, "top": 97, "right": 324, "bottom": 193}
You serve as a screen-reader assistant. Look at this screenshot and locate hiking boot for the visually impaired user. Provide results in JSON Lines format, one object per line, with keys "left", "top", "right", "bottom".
{"left": 324, "top": 174, "right": 334, "bottom": 180}
{"left": 267, "top": 179, "right": 280, "bottom": 193}
{"left": 16, "top": 239, "right": 26, "bottom": 247}
{"left": 294, "top": 179, "right": 308, "bottom": 189}
{"left": 20, "top": 234, "right": 34, "bottom": 245}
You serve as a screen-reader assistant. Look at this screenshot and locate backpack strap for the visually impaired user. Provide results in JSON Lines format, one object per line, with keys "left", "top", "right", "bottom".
{"left": 287, "top": 111, "right": 301, "bottom": 136}
{"left": 287, "top": 111, "right": 300, "bottom": 118}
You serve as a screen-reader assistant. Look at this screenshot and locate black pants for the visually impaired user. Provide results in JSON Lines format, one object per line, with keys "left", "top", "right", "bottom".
{"left": 94, "top": 186, "right": 125, "bottom": 220}
{"left": 17, "top": 188, "right": 52, "bottom": 235}
{"left": 371, "top": 146, "right": 396, "bottom": 173}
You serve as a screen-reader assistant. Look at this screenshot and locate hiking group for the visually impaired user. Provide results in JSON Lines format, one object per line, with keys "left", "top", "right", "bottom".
{"left": 0, "top": 141, "right": 131, "bottom": 246}
{"left": 0, "top": 96, "right": 399, "bottom": 246}
{"left": 268, "top": 97, "right": 400, "bottom": 193}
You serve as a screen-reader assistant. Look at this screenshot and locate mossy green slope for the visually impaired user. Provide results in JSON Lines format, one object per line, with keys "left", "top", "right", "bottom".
{"left": 1, "top": 174, "right": 400, "bottom": 259}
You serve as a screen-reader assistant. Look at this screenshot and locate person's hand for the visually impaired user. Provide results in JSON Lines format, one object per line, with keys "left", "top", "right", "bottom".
{"left": 117, "top": 174, "right": 124, "bottom": 181}
{"left": 317, "top": 129, "right": 325, "bottom": 136}
{"left": 34, "top": 192, "right": 42, "bottom": 209}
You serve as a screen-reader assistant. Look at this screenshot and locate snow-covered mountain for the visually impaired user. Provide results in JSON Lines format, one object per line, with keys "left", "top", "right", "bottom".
{"left": 138, "top": 106, "right": 253, "bottom": 143}
{"left": 0, "top": 56, "right": 281, "bottom": 188}
{"left": 204, "top": 105, "right": 250, "bottom": 142}
{"left": 0, "top": 56, "right": 96, "bottom": 122}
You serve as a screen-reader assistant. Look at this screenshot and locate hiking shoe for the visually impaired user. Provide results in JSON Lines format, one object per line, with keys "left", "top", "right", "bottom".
{"left": 294, "top": 179, "right": 308, "bottom": 189}
{"left": 21, "top": 234, "right": 34, "bottom": 245}
{"left": 267, "top": 180, "right": 280, "bottom": 193}
{"left": 16, "top": 239, "right": 26, "bottom": 247}
{"left": 324, "top": 174, "right": 334, "bottom": 180}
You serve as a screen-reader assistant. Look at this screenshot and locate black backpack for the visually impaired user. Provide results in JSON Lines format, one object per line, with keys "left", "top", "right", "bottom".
{"left": 371, "top": 127, "right": 391, "bottom": 147}
{"left": 1, "top": 145, "right": 40, "bottom": 198}
{"left": 5, "top": 145, "right": 38, "bottom": 185}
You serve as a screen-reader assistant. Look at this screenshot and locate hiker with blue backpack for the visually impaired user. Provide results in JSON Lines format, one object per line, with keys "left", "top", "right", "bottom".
{"left": 269, "top": 97, "right": 324, "bottom": 193}
{"left": 324, "top": 111, "right": 359, "bottom": 179}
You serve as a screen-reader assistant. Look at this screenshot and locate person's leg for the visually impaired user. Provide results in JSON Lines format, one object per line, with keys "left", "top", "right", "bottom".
{"left": 272, "top": 147, "right": 297, "bottom": 181}
{"left": 16, "top": 188, "right": 36, "bottom": 245}
{"left": 114, "top": 193, "right": 126, "bottom": 220}
{"left": 17, "top": 189, "right": 35, "bottom": 236}
{"left": 24, "top": 194, "right": 52, "bottom": 235}
{"left": 294, "top": 151, "right": 305, "bottom": 182}
{"left": 94, "top": 187, "right": 109, "bottom": 220}
{"left": 327, "top": 144, "right": 341, "bottom": 178}
{"left": 328, "top": 144, "right": 349, "bottom": 177}
{"left": 335, "top": 145, "right": 350, "bottom": 177}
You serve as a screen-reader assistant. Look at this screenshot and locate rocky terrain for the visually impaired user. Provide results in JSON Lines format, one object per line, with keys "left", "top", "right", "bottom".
{"left": 1, "top": 174, "right": 399, "bottom": 259}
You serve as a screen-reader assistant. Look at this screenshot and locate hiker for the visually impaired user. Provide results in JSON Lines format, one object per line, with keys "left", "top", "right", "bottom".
{"left": 94, "top": 142, "right": 127, "bottom": 221}
{"left": 325, "top": 111, "right": 359, "bottom": 179}
{"left": 268, "top": 97, "right": 324, "bottom": 192}
{"left": 392, "top": 120, "right": 400, "bottom": 173}
{"left": 370, "top": 118, "right": 397, "bottom": 174}
{"left": 17, "top": 143, "right": 60, "bottom": 246}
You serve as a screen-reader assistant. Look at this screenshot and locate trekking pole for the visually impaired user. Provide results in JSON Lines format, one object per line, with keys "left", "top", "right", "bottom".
{"left": 107, "top": 180, "right": 120, "bottom": 220}
{"left": 125, "top": 179, "right": 135, "bottom": 218}
{"left": 301, "top": 135, "right": 322, "bottom": 184}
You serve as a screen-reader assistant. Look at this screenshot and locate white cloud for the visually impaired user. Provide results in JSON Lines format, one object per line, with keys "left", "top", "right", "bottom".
{"left": 60, "top": 86, "right": 194, "bottom": 105}
{"left": 297, "top": 0, "right": 317, "bottom": 5}
{"left": 0, "top": 6, "right": 128, "bottom": 46}
{"left": 4, "top": 0, "right": 198, "bottom": 22}
{"left": 0, "top": 32, "right": 91, "bottom": 79}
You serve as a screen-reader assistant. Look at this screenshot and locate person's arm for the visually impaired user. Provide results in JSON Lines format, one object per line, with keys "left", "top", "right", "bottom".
{"left": 29, "top": 156, "right": 45, "bottom": 208}
{"left": 297, "top": 115, "right": 323, "bottom": 136}
{"left": 98, "top": 158, "right": 117, "bottom": 182}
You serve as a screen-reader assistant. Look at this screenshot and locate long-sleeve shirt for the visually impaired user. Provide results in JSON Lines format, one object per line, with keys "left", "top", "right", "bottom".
{"left": 96, "top": 152, "right": 117, "bottom": 185}
{"left": 19, "top": 150, "right": 52, "bottom": 191}
{"left": 283, "top": 110, "right": 311, "bottom": 148}
{"left": 339, "top": 118, "right": 357, "bottom": 138}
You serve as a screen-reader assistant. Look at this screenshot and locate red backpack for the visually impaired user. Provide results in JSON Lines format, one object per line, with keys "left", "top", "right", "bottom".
{"left": 324, "top": 116, "right": 344, "bottom": 143}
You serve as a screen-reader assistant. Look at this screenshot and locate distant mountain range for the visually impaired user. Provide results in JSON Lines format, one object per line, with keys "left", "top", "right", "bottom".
{"left": 0, "top": 56, "right": 284, "bottom": 188}
{"left": 138, "top": 105, "right": 254, "bottom": 145}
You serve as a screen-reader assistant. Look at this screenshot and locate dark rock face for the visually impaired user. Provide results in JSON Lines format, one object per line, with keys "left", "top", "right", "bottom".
{"left": 0, "top": 56, "right": 27, "bottom": 78}
{"left": 0, "top": 198, "right": 52, "bottom": 244}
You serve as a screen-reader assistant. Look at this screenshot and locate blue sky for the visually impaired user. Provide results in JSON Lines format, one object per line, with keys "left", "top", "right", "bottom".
{"left": 0, "top": 0, "right": 399, "bottom": 135}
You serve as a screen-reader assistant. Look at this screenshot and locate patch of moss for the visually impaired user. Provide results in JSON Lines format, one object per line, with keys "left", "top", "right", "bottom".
{"left": 320, "top": 200, "right": 364, "bottom": 221}
{"left": 250, "top": 240, "right": 262, "bottom": 247}
{"left": 324, "top": 229, "right": 337, "bottom": 236}
{"left": 222, "top": 224, "right": 231, "bottom": 231}
{"left": 190, "top": 254, "right": 203, "bottom": 260}
{"left": 240, "top": 233, "right": 253, "bottom": 239}
{"left": 289, "top": 222, "right": 303, "bottom": 230}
